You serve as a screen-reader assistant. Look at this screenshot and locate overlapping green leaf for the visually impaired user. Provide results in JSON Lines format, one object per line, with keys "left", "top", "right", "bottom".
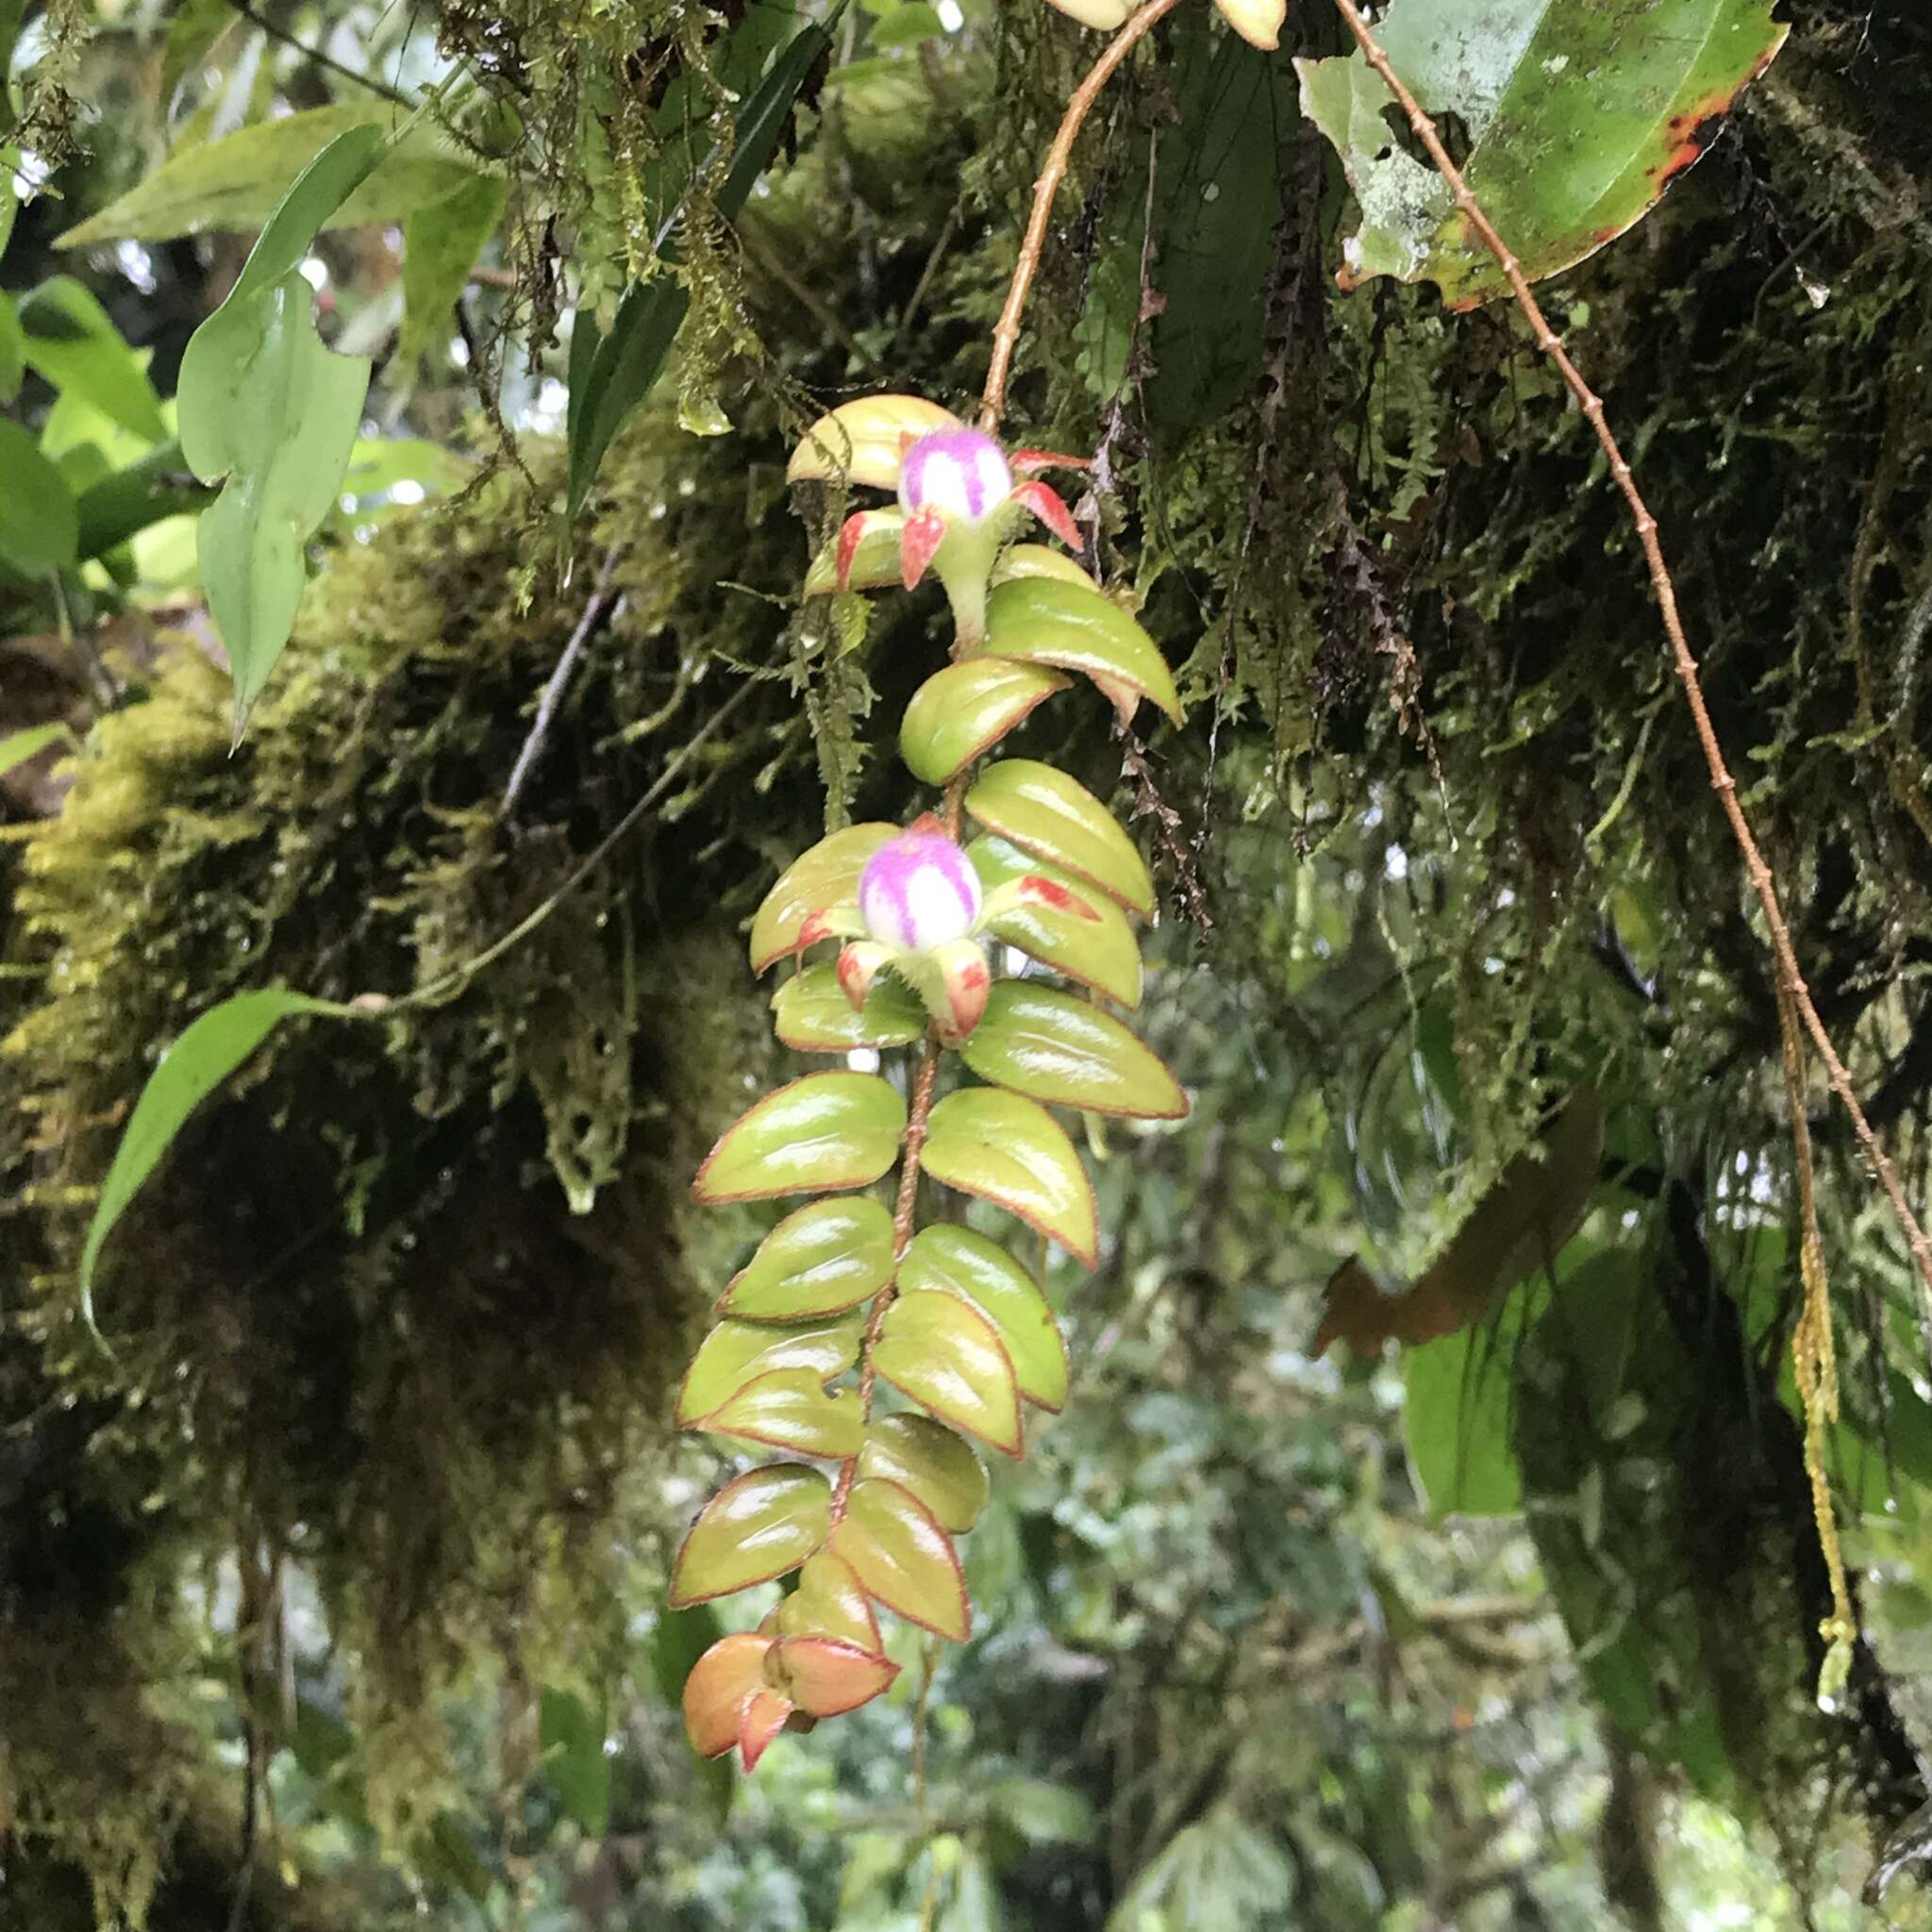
{"left": 969, "top": 836, "right": 1143, "bottom": 1008}
{"left": 960, "top": 981, "right": 1186, "bottom": 1120}
{"left": 692, "top": 1072, "right": 907, "bottom": 1202}
{"left": 15, "top": 278, "right": 165, "bottom": 441}
{"left": 675, "top": 1315, "right": 861, "bottom": 1424}
{"left": 775, "top": 1551, "right": 882, "bottom": 1651}
{"left": 982, "top": 577, "right": 1183, "bottom": 730}
{"left": 873, "top": 1290, "right": 1023, "bottom": 1457}
{"left": 720, "top": 1197, "right": 897, "bottom": 1324}
{"left": 749, "top": 823, "right": 895, "bottom": 972}
{"left": 829, "top": 1477, "right": 970, "bottom": 1641}
{"left": 897, "top": 1224, "right": 1068, "bottom": 1411}
{"left": 701, "top": 1371, "right": 863, "bottom": 1459}
{"left": 900, "top": 659, "right": 1068, "bottom": 786}
{"left": 772, "top": 964, "right": 925, "bottom": 1052}
{"left": 858, "top": 1414, "right": 988, "bottom": 1533}
{"left": 920, "top": 1088, "right": 1097, "bottom": 1268}
{"left": 966, "top": 760, "right": 1155, "bottom": 919}
{"left": 671, "top": 1465, "right": 832, "bottom": 1605}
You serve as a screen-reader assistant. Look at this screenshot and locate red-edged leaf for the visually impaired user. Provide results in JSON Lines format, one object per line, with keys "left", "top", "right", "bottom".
{"left": 676, "top": 1315, "right": 861, "bottom": 1424}
{"left": 919, "top": 1087, "right": 1098, "bottom": 1268}
{"left": 773, "top": 964, "right": 925, "bottom": 1052}
{"left": 965, "top": 760, "right": 1155, "bottom": 918}
{"left": 896, "top": 1224, "right": 1068, "bottom": 1412}
{"left": 984, "top": 576, "right": 1183, "bottom": 729}
{"left": 858, "top": 1414, "right": 989, "bottom": 1533}
{"left": 899, "top": 658, "right": 1068, "bottom": 787}
{"left": 788, "top": 393, "right": 959, "bottom": 488}
{"left": 773, "top": 1637, "right": 899, "bottom": 1718}
{"left": 693, "top": 1072, "right": 907, "bottom": 1203}
{"left": 829, "top": 1476, "right": 971, "bottom": 1642}
{"left": 969, "top": 836, "right": 1143, "bottom": 1008}
{"left": 720, "top": 1198, "right": 897, "bottom": 1324}
{"left": 698, "top": 1370, "right": 863, "bottom": 1459}
{"left": 872, "top": 1289, "right": 1024, "bottom": 1457}
{"left": 670, "top": 1465, "right": 831, "bottom": 1606}
{"left": 682, "top": 1632, "right": 773, "bottom": 1759}
{"left": 738, "top": 1689, "right": 794, "bottom": 1772}
{"left": 748, "top": 824, "right": 896, "bottom": 973}
{"left": 775, "top": 1551, "right": 882, "bottom": 1652}
{"left": 958, "top": 981, "right": 1187, "bottom": 1119}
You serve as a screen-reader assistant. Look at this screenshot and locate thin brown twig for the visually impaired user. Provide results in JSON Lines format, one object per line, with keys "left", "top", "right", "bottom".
{"left": 978, "top": 0, "right": 1189, "bottom": 435}
{"left": 1330, "top": 0, "right": 1932, "bottom": 1312}
{"left": 226, "top": 0, "right": 414, "bottom": 108}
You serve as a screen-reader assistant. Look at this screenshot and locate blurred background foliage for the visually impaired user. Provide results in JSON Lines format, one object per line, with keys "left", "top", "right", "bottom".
{"left": 7, "top": 0, "right": 1932, "bottom": 1925}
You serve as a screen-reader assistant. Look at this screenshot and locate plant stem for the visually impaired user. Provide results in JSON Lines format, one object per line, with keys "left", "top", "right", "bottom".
{"left": 1329, "top": 0, "right": 1932, "bottom": 1312}
{"left": 977, "top": 0, "right": 1188, "bottom": 436}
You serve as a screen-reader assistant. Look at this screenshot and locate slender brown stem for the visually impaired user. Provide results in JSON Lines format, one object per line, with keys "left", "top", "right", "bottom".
{"left": 1330, "top": 0, "right": 1932, "bottom": 1308}
{"left": 977, "top": 0, "right": 1189, "bottom": 435}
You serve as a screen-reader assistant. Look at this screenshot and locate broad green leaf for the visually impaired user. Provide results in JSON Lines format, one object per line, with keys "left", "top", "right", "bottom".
{"left": 858, "top": 1414, "right": 988, "bottom": 1533}
{"left": 873, "top": 1289, "right": 1023, "bottom": 1457}
{"left": 920, "top": 1088, "right": 1098, "bottom": 1268}
{"left": 721, "top": 1197, "right": 897, "bottom": 1324}
{"left": 16, "top": 277, "right": 166, "bottom": 443}
{"left": 1403, "top": 1302, "right": 1526, "bottom": 1518}
{"left": 775, "top": 1551, "right": 882, "bottom": 1651}
{"left": 675, "top": 1314, "right": 861, "bottom": 1424}
{"left": 79, "top": 989, "right": 336, "bottom": 1309}
{"left": 772, "top": 963, "right": 925, "bottom": 1053}
{"left": 829, "top": 1477, "right": 970, "bottom": 1642}
{"left": 749, "top": 823, "right": 895, "bottom": 972}
{"left": 692, "top": 1073, "right": 907, "bottom": 1202}
{"left": 539, "top": 1688, "right": 611, "bottom": 1836}
{"left": 900, "top": 659, "right": 1068, "bottom": 787}
{"left": 965, "top": 760, "right": 1154, "bottom": 919}
{"left": 1295, "top": 0, "right": 1789, "bottom": 309}
{"left": 0, "top": 723, "right": 73, "bottom": 775}
{"left": 772, "top": 1635, "right": 898, "bottom": 1717}
{"left": 959, "top": 981, "right": 1186, "bottom": 1120}
{"left": 670, "top": 1465, "right": 832, "bottom": 1605}
{"left": 0, "top": 291, "right": 23, "bottom": 402}
{"left": 701, "top": 1370, "right": 863, "bottom": 1459}
{"left": 969, "top": 836, "right": 1142, "bottom": 1009}
{"left": 982, "top": 578, "right": 1183, "bottom": 730}
{"left": 569, "top": 13, "right": 838, "bottom": 514}
{"left": 897, "top": 1224, "right": 1067, "bottom": 1412}
{"left": 178, "top": 126, "right": 386, "bottom": 734}
{"left": 0, "top": 420, "right": 78, "bottom": 575}
{"left": 58, "top": 105, "right": 484, "bottom": 248}
{"left": 74, "top": 440, "right": 216, "bottom": 561}
{"left": 399, "top": 174, "right": 506, "bottom": 367}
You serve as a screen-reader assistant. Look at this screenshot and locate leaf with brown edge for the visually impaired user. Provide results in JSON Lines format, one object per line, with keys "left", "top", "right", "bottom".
{"left": 873, "top": 1290, "right": 1024, "bottom": 1457}
{"left": 899, "top": 659, "right": 1069, "bottom": 787}
{"left": 983, "top": 577, "right": 1184, "bottom": 730}
{"left": 676, "top": 1315, "right": 861, "bottom": 1424}
{"left": 829, "top": 1477, "right": 971, "bottom": 1642}
{"left": 697, "top": 1370, "right": 862, "bottom": 1459}
{"left": 920, "top": 1088, "right": 1098, "bottom": 1269}
{"left": 693, "top": 1073, "right": 907, "bottom": 1203}
{"left": 787, "top": 393, "right": 959, "bottom": 488}
{"left": 1311, "top": 1085, "right": 1604, "bottom": 1357}
{"left": 773, "top": 965, "right": 925, "bottom": 1052}
{"left": 965, "top": 760, "right": 1155, "bottom": 919}
{"left": 969, "top": 836, "right": 1143, "bottom": 1009}
{"left": 719, "top": 1198, "right": 896, "bottom": 1324}
{"left": 896, "top": 1224, "right": 1068, "bottom": 1411}
{"left": 669, "top": 1465, "right": 831, "bottom": 1606}
{"left": 776, "top": 1551, "right": 881, "bottom": 1652}
{"left": 772, "top": 1637, "right": 899, "bottom": 1718}
{"left": 960, "top": 981, "right": 1187, "bottom": 1121}
{"left": 858, "top": 1414, "right": 988, "bottom": 1533}
{"left": 682, "top": 1632, "right": 774, "bottom": 1759}
{"left": 748, "top": 824, "right": 896, "bottom": 974}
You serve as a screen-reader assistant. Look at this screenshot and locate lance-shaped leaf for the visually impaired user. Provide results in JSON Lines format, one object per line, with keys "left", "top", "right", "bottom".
{"left": 748, "top": 823, "right": 896, "bottom": 973}
{"left": 16, "top": 276, "right": 166, "bottom": 441}
{"left": 1295, "top": 0, "right": 1788, "bottom": 310}
{"left": 959, "top": 981, "right": 1186, "bottom": 1121}
{"left": 787, "top": 393, "right": 960, "bottom": 490}
{"left": 693, "top": 1072, "right": 907, "bottom": 1203}
{"left": 720, "top": 1197, "right": 896, "bottom": 1324}
{"left": 772, "top": 1636, "right": 899, "bottom": 1718}
{"left": 683, "top": 1632, "right": 777, "bottom": 1759}
{"left": 897, "top": 1224, "right": 1068, "bottom": 1412}
{"left": 983, "top": 577, "right": 1183, "bottom": 731}
{"left": 829, "top": 1477, "right": 971, "bottom": 1642}
{"left": 920, "top": 1088, "right": 1098, "bottom": 1268}
{"left": 177, "top": 126, "right": 387, "bottom": 735}
{"left": 400, "top": 175, "right": 506, "bottom": 366}
{"left": 872, "top": 1289, "right": 1023, "bottom": 1457}
{"left": 966, "top": 760, "right": 1155, "bottom": 919}
{"left": 700, "top": 1371, "right": 863, "bottom": 1459}
{"left": 858, "top": 1414, "right": 988, "bottom": 1533}
{"left": 776, "top": 1551, "right": 882, "bottom": 1651}
{"left": 969, "top": 836, "right": 1143, "bottom": 1009}
{"left": 900, "top": 659, "right": 1069, "bottom": 787}
{"left": 676, "top": 1313, "right": 862, "bottom": 1424}
{"left": 772, "top": 964, "right": 926, "bottom": 1052}
{"left": 670, "top": 1464, "right": 832, "bottom": 1605}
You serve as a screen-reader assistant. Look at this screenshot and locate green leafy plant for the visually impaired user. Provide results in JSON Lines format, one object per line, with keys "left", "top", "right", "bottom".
{"left": 673, "top": 393, "right": 1189, "bottom": 1770}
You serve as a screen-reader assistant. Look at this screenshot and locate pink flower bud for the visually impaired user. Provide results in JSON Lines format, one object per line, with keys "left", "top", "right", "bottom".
{"left": 898, "top": 427, "right": 1014, "bottom": 526}
{"left": 858, "top": 831, "right": 983, "bottom": 951}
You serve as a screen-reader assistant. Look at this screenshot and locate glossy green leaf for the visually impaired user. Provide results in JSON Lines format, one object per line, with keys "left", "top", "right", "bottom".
{"left": 983, "top": 577, "right": 1183, "bottom": 730}
{"left": 670, "top": 1465, "right": 832, "bottom": 1605}
{"left": 873, "top": 1289, "right": 1023, "bottom": 1457}
{"left": 568, "top": 13, "right": 837, "bottom": 514}
{"left": 787, "top": 392, "right": 958, "bottom": 490}
{"left": 969, "top": 837, "right": 1142, "bottom": 1009}
{"left": 693, "top": 1073, "right": 907, "bottom": 1203}
{"left": 749, "top": 823, "right": 895, "bottom": 973}
{"left": 772, "top": 964, "right": 925, "bottom": 1053}
{"left": 178, "top": 127, "right": 386, "bottom": 735}
{"left": 896, "top": 1224, "right": 1068, "bottom": 1412}
{"left": 0, "top": 291, "right": 25, "bottom": 403}
{"left": 400, "top": 175, "right": 506, "bottom": 367}
{"left": 0, "top": 420, "right": 78, "bottom": 575}
{"left": 900, "top": 659, "right": 1068, "bottom": 787}
{"left": 1295, "top": 0, "right": 1788, "bottom": 309}
{"left": 676, "top": 1314, "right": 862, "bottom": 1424}
{"left": 858, "top": 1413, "right": 988, "bottom": 1533}
{"left": 79, "top": 989, "right": 336, "bottom": 1313}
{"left": 701, "top": 1370, "right": 863, "bottom": 1459}
{"left": 772, "top": 1635, "right": 899, "bottom": 1718}
{"left": 920, "top": 1088, "right": 1098, "bottom": 1269}
{"left": 16, "top": 277, "right": 166, "bottom": 442}
{"left": 959, "top": 981, "right": 1186, "bottom": 1121}
{"left": 966, "top": 760, "right": 1155, "bottom": 919}
{"left": 58, "top": 105, "right": 484, "bottom": 249}
{"left": 721, "top": 1197, "right": 897, "bottom": 1324}
{"left": 991, "top": 543, "right": 1095, "bottom": 591}
{"left": 828, "top": 1477, "right": 970, "bottom": 1641}
{"left": 775, "top": 1551, "right": 881, "bottom": 1651}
